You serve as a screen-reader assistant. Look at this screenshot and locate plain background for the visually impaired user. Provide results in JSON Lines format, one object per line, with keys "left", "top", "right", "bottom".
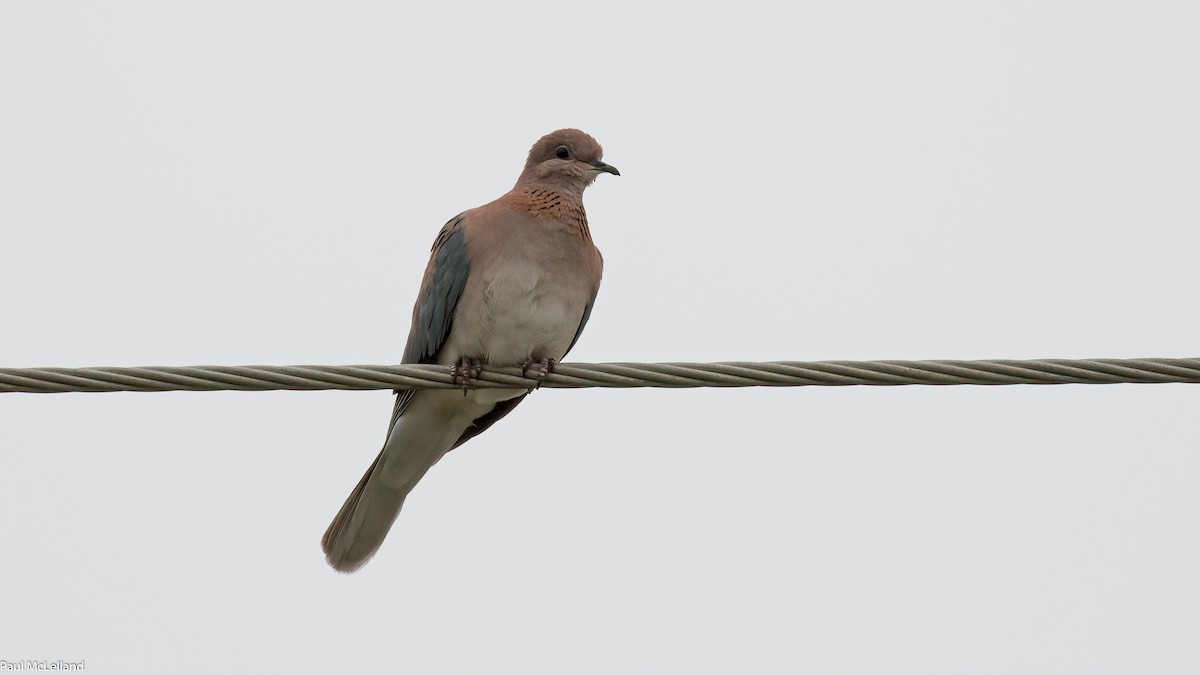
{"left": 2, "top": 2, "right": 1198, "bottom": 673}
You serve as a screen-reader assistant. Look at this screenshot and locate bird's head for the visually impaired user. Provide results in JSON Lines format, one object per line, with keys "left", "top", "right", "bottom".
{"left": 516, "top": 128, "right": 619, "bottom": 194}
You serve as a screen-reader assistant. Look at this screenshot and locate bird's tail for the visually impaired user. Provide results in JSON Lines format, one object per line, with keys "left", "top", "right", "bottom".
{"left": 322, "top": 401, "right": 451, "bottom": 572}
{"left": 320, "top": 450, "right": 406, "bottom": 572}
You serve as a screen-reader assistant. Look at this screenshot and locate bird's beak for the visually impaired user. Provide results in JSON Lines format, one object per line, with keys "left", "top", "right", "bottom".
{"left": 590, "top": 161, "right": 620, "bottom": 176}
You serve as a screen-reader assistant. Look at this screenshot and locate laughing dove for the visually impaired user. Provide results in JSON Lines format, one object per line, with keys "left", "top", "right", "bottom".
{"left": 321, "top": 129, "right": 618, "bottom": 572}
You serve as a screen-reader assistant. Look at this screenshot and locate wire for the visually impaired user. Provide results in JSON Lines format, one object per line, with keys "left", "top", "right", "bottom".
{"left": 2, "top": 358, "right": 1198, "bottom": 393}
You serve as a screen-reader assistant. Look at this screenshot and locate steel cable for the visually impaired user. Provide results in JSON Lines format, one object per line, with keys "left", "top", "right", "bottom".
{"left": 2, "top": 358, "right": 1198, "bottom": 393}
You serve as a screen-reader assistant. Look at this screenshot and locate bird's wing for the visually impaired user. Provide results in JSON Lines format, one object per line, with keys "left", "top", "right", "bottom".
{"left": 385, "top": 214, "right": 471, "bottom": 428}
{"left": 564, "top": 285, "right": 599, "bottom": 358}
{"left": 402, "top": 213, "right": 471, "bottom": 365}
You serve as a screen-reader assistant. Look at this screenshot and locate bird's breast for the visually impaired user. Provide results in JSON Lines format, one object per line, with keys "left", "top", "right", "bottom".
{"left": 446, "top": 234, "right": 596, "bottom": 367}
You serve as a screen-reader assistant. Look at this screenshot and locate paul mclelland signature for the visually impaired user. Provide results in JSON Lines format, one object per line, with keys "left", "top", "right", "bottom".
{"left": 0, "top": 661, "right": 85, "bottom": 672}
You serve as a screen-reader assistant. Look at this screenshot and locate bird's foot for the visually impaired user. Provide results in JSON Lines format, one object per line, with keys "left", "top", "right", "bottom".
{"left": 521, "top": 357, "right": 556, "bottom": 388}
{"left": 451, "top": 357, "right": 483, "bottom": 393}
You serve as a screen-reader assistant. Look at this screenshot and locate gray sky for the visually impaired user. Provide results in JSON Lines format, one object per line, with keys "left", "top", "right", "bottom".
{"left": 2, "top": 2, "right": 1198, "bottom": 673}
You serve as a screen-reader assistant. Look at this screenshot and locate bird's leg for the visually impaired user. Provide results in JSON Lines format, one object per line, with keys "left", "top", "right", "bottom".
{"left": 521, "top": 357, "right": 556, "bottom": 388}
{"left": 451, "top": 356, "right": 483, "bottom": 393}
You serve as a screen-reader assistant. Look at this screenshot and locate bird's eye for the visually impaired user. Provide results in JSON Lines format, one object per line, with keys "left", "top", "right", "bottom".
{"left": 555, "top": 145, "right": 570, "bottom": 159}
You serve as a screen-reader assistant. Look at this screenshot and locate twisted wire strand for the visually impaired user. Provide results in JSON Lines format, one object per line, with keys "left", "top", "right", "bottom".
{"left": 2, "top": 358, "right": 1199, "bottom": 394}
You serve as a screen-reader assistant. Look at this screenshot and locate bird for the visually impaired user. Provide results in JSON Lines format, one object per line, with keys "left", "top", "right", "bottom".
{"left": 321, "top": 128, "right": 618, "bottom": 572}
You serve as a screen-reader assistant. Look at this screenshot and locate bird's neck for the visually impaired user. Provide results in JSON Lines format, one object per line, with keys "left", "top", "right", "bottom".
{"left": 508, "top": 184, "right": 592, "bottom": 241}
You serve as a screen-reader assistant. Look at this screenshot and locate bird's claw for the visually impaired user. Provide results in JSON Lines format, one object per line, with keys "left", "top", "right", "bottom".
{"left": 451, "top": 357, "right": 483, "bottom": 393}
{"left": 521, "top": 357, "right": 556, "bottom": 389}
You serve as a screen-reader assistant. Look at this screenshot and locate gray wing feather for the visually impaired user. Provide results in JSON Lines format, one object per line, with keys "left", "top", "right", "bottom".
{"left": 388, "top": 216, "right": 470, "bottom": 426}
{"left": 564, "top": 287, "right": 598, "bottom": 357}
{"left": 402, "top": 215, "right": 470, "bottom": 365}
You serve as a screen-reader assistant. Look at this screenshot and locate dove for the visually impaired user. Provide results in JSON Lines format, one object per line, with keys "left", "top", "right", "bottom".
{"left": 321, "top": 129, "right": 617, "bottom": 572}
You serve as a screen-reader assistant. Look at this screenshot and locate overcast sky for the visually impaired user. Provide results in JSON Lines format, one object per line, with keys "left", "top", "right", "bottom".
{"left": 2, "top": 2, "right": 1198, "bottom": 673}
